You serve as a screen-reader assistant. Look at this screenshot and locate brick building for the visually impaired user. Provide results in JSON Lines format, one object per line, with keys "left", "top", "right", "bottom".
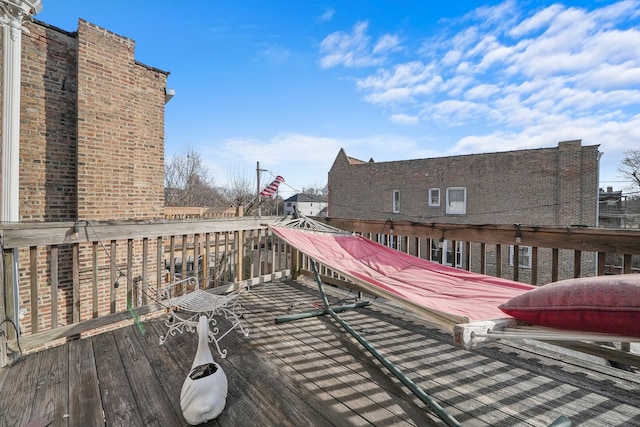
{"left": 0, "top": 17, "right": 171, "bottom": 332}
{"left": 328, "top": 140, "right": 601, "bottom": 283}
{"left": 1, "top": 18, "right": 169, "bottom": 222}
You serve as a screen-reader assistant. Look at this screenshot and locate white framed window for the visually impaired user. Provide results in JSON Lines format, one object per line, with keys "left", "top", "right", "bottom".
{"left": 430, "top": 239, "right": 463, "bottom": 267}
{"left": 446, "top": 187, "right": 467, "bottom": 215}
{"left": 509, "top": 245, "right": 532, "bottom": 269}
{"left": 430, "top": 239, "right": 440, "bottom": 261}
{"left": 428, "top": 188, "right": 440, "bottom": 207}
{"left": 392, "top": 190, "right": 400, "bottom": 213}
{"left": 444, "top": 240, "right": 463, "bottom": 267}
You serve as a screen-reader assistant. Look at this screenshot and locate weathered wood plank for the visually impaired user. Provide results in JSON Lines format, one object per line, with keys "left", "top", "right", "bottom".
{"left": 140, "top": 320, "right": 193, "bottom": 419}
{"left": 68, "top": 338, "right": 103, "bottom": 426}
{"left": 242, "top": 281, "right": 442, "bottom": 426}
{"left": 150, "top": 319, "right": 292, "bottom": 426}
{"left": 29, "top": 343, "right": 69, "bottom": 427}
{"left": 220, "top": 319, "right": 338, "bottom": 427}
{"left": 72, "top": 243, "right": 80, "bottom": 324}
{"left": 7, "top": 303, "right": 166, "bottom": 353}
{"left": 51, "top": 245, "right": 59, "bottom": 329}
{"left": 30, "top": 246, "right": 38, "bottom": 333}
{"left": 92, "top": 242, "right": 99, "bottom": 318}
{"left": 91, "top": 331, "right": 144, "bottom": 426}
{"left": 127, "top": 239, "right": 134, "bottom": 308}
{"left": 0, "top": 351, "right": 41, "bottom": 426}
{"left": 110, "top": 240, "right": 117, "bottom": 313}
{"left": 112, "top": 326, "right": 183, "bottom": 426}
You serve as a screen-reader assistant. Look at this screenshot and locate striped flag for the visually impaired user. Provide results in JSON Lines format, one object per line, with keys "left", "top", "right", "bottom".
{"left": 260, "top": 175, "right": 285, "bottom": 197}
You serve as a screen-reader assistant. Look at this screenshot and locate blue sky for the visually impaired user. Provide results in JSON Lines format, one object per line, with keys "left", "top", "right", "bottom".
{"left": 37, "top": 0, "right": 640, "bottom": 198}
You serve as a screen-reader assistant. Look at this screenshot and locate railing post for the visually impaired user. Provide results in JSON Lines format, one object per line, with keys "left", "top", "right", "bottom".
{"left": 551, "top": 248, "right": 559, "bottom": 282}
{"left": 236, "top": 230, "right": 244, "bottom": 281}
{"left": 30, "top": 246, "right": 38, "bottom": 333}
{"left": 291, "top": 246, "right": 301, "bottom": 280}
{"left": 1, "top": 246, "right": 16, "bottom": 367}
{"left": 73, "top": 243, "right": 80, "bottom": 323}
{"left": 623, "top": 254, "right": 632, "bottom": 274}
{"left": 531, "top": 247, "right": 539, "bottom": 285}
{"left": 513, "top": 245, "right": 519, "bottom": 282}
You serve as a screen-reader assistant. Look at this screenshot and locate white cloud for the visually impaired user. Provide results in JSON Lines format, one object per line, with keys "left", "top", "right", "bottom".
{"left": 510, "top": 4, "right": 564, "bottom": 37}
{"left": 357, "top": 61, "right": 442, "bottom": 104}
{"left": 389, "top": 114, "right": 419, "bottom": 125}
{"left": 318, "top": 21, "right": 400, "bottom": 68}
{"left": 318, "top": 8, "right": 335, "bottom": 22}
{"left": 465, "top": 83, "right": 500, "bottom": 101}
{"left": 373, "top": 34, "right": 401, "bottom": 54}
{"left": 314, "top": 1, "right": 640, "bottom": 188}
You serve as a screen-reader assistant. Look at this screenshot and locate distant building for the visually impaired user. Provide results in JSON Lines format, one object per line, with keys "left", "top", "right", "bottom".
{"left": 599, "top": 186, "right": 625, "bottom": 228}
{"left": 283, "top": 194, "right": 328, "bottom": 217}
{"left": 329, "top": 140, "right": 599, "bottom": 226}
{"left": 328, "top": 140, "right": 601, "bottom": 283}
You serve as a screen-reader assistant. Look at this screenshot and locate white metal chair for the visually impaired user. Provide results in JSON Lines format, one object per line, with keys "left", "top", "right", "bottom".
{"left": 158, "top": 276, "right": 249, "bottom": 358}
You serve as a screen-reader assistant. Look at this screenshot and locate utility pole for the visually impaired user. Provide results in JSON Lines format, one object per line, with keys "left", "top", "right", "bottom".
{"left": 256, "top": 161, "right": 267, "bottom": 217}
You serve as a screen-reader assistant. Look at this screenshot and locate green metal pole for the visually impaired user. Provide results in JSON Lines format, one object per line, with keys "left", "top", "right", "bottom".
{"left": 310, "top": 262, "right": 463, "bottom": 427}
{"left": 275, "top": 301, "right": 371, "bottom": 324}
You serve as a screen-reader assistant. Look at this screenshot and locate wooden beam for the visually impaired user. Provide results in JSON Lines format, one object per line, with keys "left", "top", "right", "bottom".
{"left": 0, "top": 217, "right": 281, "bottom": 248}
{"left": 317, "top": 217, "right": 640, "bottom": 255}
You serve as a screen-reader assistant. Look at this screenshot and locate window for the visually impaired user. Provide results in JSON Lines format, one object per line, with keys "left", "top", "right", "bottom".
{"left": 287, "top": 202, "right": 292, "bottom": 207}
{"left": 444, "top": 240, "right": 463, "bottom": 267}
{"left": 509, "top": 245, "right": 532, "bottom": 269}
{"left": 428, "top": 188, "right": 440, "bottom": 207}
{"left": 430, "top": 240, "right": 440, "bottom": 261}
{"left": 430, "top": 239, "right": 463, "bottom": 266}
{"left": 392, "top": 190, "right": 400, "bottom": 213}
{"left": 446, "top": 187, "right": 466, "bottom": 214}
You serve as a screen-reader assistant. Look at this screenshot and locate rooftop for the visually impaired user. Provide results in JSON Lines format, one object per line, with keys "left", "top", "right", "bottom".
{"left": 284, "top": 193, "right": 328, "bottom": 203}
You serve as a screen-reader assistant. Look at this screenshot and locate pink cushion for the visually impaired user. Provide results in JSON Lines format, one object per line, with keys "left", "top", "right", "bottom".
{"left": 499, "top": 274, "right": 640, "bottom": 337}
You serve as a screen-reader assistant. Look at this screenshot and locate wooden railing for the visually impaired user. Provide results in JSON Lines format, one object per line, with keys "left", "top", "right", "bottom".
{"left": 164, "top": 206, "right": 243, "bottom": 219}
{"left": 2, "top": 216, "right": 640, "bottom": 366}
{"left": 314, "top": 217, "right": 640, "bottom": 284}
{"left": 0, "top": 216, "right": 288, "bottom": 364}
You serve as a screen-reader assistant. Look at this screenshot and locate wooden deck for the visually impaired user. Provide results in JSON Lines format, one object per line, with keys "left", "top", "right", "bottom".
{"left": 1, "top": 277, "right": 640, "bottom": 427}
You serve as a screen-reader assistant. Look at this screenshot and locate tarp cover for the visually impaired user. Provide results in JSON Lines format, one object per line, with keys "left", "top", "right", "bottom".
{"left": 271, "top": 226, "right": 535, "bottom": 327}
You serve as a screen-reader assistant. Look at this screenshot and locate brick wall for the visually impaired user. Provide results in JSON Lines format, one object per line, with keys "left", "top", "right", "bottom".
{"left": 0, "top": 22, "right": 78, "bottom": 220}
{"left": 1, "top": 19, "right": 167, "bottom": 221}
{"left": 0, "top": 19, "right": 169, "bottom": 332}
{"left": 328, "top": 141, "right": 601, "bottom": 284}
{"left": 76, "top": 20, "right": 166, "bottom": 220}
{"left": 329, "top": 141, "right": 599, "bottom": 227}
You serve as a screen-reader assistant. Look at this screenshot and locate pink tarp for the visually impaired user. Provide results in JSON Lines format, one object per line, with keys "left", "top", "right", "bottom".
{"left": 271, "top": 226, "right": 535, "bottom": 327}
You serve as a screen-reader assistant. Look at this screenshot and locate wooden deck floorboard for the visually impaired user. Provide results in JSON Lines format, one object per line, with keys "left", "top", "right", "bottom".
{"left": 1, "top": 277, "right": 639, "bottom": 427}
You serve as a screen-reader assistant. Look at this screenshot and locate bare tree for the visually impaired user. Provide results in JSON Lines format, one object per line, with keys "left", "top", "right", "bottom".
{"left": 619, "top": 149, "right": 640, "bottom": 190}
{"left": 165, "top": 147, "right": 224, "bottom": 206}
{"left": 302, "top": 185, "right": 328, "bottom": 195}
{"left": 223, "top": 164, "right": 255, "bottom": 209}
